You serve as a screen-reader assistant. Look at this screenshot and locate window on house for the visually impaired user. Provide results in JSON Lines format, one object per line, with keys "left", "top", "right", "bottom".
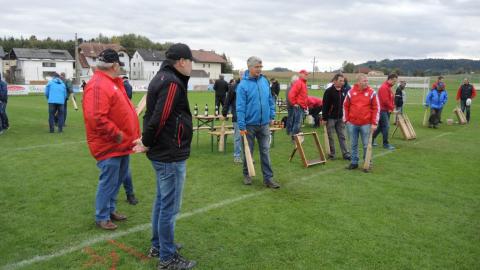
{"left": 208, "top": 64, "right": 210, "bottom": 68}
{"left": 119, "top": 53, "right": 124, "bottom": 57}
{"left": 203, "top": 64, "right": 205, "bottom": 68}
{"left": 133, "top": 71, "right": 136, "bottom": 75}
{"left": 152, "top": 62, "right": 154, "bottom": 66}
{"left": 42, "top": 62, "right": 56, "bottom": 67}
{"left": 133, "top": 63, "right": 136, "bottom": 67}
{"left": 157, "top": 62, "right": 159, "bottom": 66}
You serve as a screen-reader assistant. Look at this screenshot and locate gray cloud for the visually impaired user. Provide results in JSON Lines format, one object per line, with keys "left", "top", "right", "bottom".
{"left": 2, "top": 0, "right": 479, "bottom": 71}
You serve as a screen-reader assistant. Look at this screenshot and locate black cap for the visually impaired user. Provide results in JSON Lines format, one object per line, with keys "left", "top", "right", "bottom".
{"left": 166, "top": 43, "right": 192, "bottom": 60}
{"left": 98, "top": 48, "right": 125, "bottom": 66}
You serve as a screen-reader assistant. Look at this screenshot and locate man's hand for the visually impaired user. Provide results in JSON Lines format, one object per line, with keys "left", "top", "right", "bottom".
{"left": 240, "top": 130, "right": 248, "bottom": 136}
{"left": 133, "top": 138, "right": 149, "bottom": 153}
{"left": 371, "top": 124, "right": 378, "bottom": 131}
{"left": 115, "top": 132, "right": 123, "bottom": 144}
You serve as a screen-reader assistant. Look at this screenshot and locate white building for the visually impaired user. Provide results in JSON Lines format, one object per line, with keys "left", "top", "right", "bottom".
{"left": 191, "top": 50, "right": 226, "bottom": 80}
{"left": 78, "top": 43, "right": 130, "bottom": 79}
{"left": 6, "top": 48, "right": 74, "bottom": 84}
{"left": 130, "top": 49, "right": 165, "bottom": 81}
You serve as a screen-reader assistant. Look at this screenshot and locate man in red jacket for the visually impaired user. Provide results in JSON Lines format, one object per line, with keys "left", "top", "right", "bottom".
{"left": 343, "top": 74, "right": 379, "bottom": 170}
{"left": 288, "top": 69, "right": 309, "bottom": 139}
{"left": 82, "top": 49, "right": 140, "bottom": 230}
{"left": 372, "top": 74, "right": 397, "bottom": 150}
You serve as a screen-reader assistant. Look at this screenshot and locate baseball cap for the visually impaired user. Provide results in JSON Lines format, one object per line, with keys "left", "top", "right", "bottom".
{"left": 166, "top": 43, "right": 193, "bottom": 60}
{"left": 299, "top": 69, "right": 309, "bottom": 75}
{"left": 98, "top": 48, "right": 125, "bottom": 66}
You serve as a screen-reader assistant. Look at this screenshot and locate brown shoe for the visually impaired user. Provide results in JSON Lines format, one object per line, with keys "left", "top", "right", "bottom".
{"left": 110, "top": 212, "right": 127, "bottom": 221}
{"left": 96, "top": 220, "right": 117, "bottom": 230}
{"left": 264, "top": 180, "right": 280, "bottom": 189}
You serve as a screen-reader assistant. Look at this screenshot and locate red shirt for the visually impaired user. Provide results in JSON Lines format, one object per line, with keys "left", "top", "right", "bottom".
{"left": 343, "top": 84, "right": 380, "bottom": 126}
{"left": 82, "top": 70, "right": 140, "bottom": 161}
{"left": 288, "top": 78, "right": 308, "bottom": 109}
{"left": 377, "top": 81, "right": 394, "bottom": 112}
{"left": 307, "top": 96, "right": 322, "bottom": 108}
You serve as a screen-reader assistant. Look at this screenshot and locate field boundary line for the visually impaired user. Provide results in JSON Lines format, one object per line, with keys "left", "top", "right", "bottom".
{"left": 2, "top": 140, "right": 86, "bottom": 152}
{"left": 1, "top": 132, "right": 451, "bottom": 270}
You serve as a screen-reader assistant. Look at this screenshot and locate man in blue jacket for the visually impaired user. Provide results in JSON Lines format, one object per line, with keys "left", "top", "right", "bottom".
{"left": 236, "top": 56, "right": 280, "bottom": 188}
{"left": 0, "top": 74, "right": 8, "bottom": 134}
{"left": 45, "top": 73, "right": 67, "bottom": 133}
{"left": 425, "top": 82, "right": 448, "bottom": 128}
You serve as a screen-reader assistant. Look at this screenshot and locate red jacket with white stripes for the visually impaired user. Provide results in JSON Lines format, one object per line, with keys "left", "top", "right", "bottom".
{"left": 82, "top": 70, "right": 140, "bottom": 161}
{"left": 288, "top": 78, "right": 309, "bottom": 109}
{"left": 377, "top": 81, "right": 395, "bottom": 112}
{"left": 343, "top": 84, "right": 380, "bottom": 126}
{"left": 142, "top": 60, "right": 193, "bottom": 162}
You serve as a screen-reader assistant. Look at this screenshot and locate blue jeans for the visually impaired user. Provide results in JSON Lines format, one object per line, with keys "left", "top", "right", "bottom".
{"left": 122, "top": 168, "right": 134, "bottom": 196}
{"left": 242, "top": 124, "right": 274, "bottom": 182}
{"left": 151, "top": 160, "right": 186, "bottom": 262}
{"left": 233, "top": 122, "right": 241, "bottom": 158}
{"left": 48, "top": 103, "right": 64, "bottom": 132}
{"left": 95, "top": 155, "right": 130, "bottom": 221}
{"left": 286, "top": 107, "right": 294, "bottom": 135}
{"left": 372, "top": 111, "right": 390, "bottom": 146}
{"left": 347, "top": 124, "right": 371, "bottom": 165}
{"left": 0, "top": 101, "right": 8, "bottom": 130}
{"left": 291, "top": 106, "right": 304, "bottom": 135}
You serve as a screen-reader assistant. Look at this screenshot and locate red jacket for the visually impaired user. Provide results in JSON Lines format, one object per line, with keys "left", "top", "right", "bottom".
{"left": 288, "top": 78, "right": 308, "bottom": 109}
{"left": 377, "top": 81, "right": 394, "bottom": 112}
{"left": 82, "top": 70, "right": 140, "bottom": 161}
{"left": 307, "top": 96, "right": 322, "bottom": 108}
{"left": 343, "top": 84, "right": 380, "bottom": 126}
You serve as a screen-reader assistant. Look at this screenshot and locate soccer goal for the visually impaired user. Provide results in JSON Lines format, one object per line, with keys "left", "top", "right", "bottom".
{"left": 367, "top": 76, "right": 431, "bottom": 106}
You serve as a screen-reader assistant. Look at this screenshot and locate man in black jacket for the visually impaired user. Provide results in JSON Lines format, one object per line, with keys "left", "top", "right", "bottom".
{"left": 222, "top": 78, "right": 242, "bottom": 163}
{"left": 321, "top": 73, "right": 350, "bottom": 160}
{"left": 213, "top": 75, "right": 228, "bottom": 112}
{"left": 394, "top": 80, "right": 406, "bottom": 124}
{"left": 134, "top": 43, "right": 196, "bottom": 270}
{"left": 270, "top": 78, "right": 280, "bottom": 103}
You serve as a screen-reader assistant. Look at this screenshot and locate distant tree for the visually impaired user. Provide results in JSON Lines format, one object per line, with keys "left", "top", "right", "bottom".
{"left": 342, "top": 61, "right": 355, "bottom": 73}
{"left": 272, "top": 67, "right": 291, "bottom": 72}
{"left": 221, "top": 53, "right": 233, "bottom": 73}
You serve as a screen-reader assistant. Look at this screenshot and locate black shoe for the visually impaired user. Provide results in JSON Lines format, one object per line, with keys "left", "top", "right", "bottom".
{"left": 343, "top": 155, "right": 351, "bottom": 161}
{"left": 148, "top": 244, "right": 183, "bottom": 258}
{"left": 264, "top": 180, "right": 280, "bottom": 189}
{"left": 327, "top": 154, "right": 335, "bottom": 160}
{"left": 346, "top": 164, "right": 358, "bottom": 170}
{"left": 127, "top": 194, "right": 138, "bottom": 205}
{"left": 158, "top": 253, "right": 196, "bottom": 269}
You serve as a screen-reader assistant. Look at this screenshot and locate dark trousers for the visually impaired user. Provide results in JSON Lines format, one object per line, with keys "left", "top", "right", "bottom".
{"left": 460, "top": 99, "right": 471, "bottom": 122}
{"left": 0, "top": 101, "right": 8, "bottom": 130}
{"left": 429, "top": 108, "right": 441, "bottom": 127}
{"left": 49, "top": 103, "right": 64, "bottom": 132}
{"left": 215, "top": 95, "right": 226, "bottom": 113}
{"left": 372, "top": 111, "right": 391, "bottom": 146}
{"left": 309, "top": 106, "right": 322, "bottom": 127}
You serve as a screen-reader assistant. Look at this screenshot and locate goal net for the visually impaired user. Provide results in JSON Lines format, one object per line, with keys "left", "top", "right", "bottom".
{"left": 367, "top": 76, "right": 430, "bottom": 105}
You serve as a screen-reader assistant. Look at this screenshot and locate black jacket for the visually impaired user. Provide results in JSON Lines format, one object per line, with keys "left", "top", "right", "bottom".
{"left": 394, "top": 86, "right": 404, "bottom": 107}
{"left": 142, "top": 60, "right": 193, "bottom": 162}
{"left": 271, "top": 81, "right": 280, "bottom": 97}
{"left": 124, "top": 80, "right": 133, "bottom": 100}
{"left": 213, "top": 79, "right": 229, "bottom": 97}
{"left": 459, "top": 84, "right": 475, "bottom": 100}
{"left": 222, "top": 83, "right": 237, "bottom": 122}
{"left": 322, "top": 85, "right": 348, "bottom": 120}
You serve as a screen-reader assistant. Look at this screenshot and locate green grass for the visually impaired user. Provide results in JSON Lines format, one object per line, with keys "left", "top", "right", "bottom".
{"left": 0, "top": 84, "right": 479, "bottom": 269}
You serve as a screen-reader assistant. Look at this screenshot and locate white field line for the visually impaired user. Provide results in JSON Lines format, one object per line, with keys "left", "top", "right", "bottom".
{"left": 413, "top": 132, "right": 452, "bottom": 145}
{"left": 3, "top": 140, "right": 86, "bottom": 152}
{"left": 1, "top": 132, "right": 451, "bottom": 270}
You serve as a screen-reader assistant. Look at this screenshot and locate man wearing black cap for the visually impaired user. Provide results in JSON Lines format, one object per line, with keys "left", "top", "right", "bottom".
{"left": 134, "top": 43, "right": 197, "bottom": 269}
{"left": 82, "top": 48, "right": 141, "bottom": 231}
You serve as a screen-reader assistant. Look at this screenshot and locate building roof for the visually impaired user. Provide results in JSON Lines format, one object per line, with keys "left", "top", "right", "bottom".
{"left": 11, "top": 48, "right": 73, "bottom": 60}
{"left": 190, "top": 69, "right": 209, "bottom": 78}
{"left": 136, "top": 49, "right": 166, "bottom": 62}
{"left": 0, "top": 46, "right": 5, "bottom": 58}
{"left": 79, "top": 43, "right": 127, "bottom": 58}
{"left": 79, "top": 53, "right": 90, "bottom": 68}
{"left": 192, "top": 50, "right": 226, "bottom": 64}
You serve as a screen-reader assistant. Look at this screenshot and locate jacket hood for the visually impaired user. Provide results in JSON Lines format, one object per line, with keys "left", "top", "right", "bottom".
{"left": 52, "top": 78, "right": 63, "bottom": 84}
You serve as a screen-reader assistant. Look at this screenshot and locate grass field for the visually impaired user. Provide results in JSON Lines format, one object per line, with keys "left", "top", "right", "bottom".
{"left": 0, "top": 77, "right": 479, "bottom": 269}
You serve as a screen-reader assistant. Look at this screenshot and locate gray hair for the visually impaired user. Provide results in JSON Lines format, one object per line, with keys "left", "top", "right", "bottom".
{"left": 95, "top": 61, "right": 115, "bottom": 71}
{"left": 291, "top": 75, "right": 299, "bottom": 83}
{"left": 247, "top": 56, "right": 262, "bottom": 68}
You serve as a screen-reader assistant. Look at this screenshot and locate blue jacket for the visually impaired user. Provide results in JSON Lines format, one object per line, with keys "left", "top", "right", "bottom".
{"left": 0, "top": 80, "right": 7, "bottom": 102}
{"left": 236, "top": 71, "right": 275, "bottom": 130}
{"left": 425, "top": 89, "right": 447, "bottom": 109}
{"left": 45, "top": 78, "right": 67, "bottom": 104}
{"left": 124, "top": 80, "right": 133, "bottom": 100}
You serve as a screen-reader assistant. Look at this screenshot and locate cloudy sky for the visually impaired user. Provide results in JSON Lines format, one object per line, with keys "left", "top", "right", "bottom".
{"left": 3, "top": 0, "right": 480, "bottom": 71}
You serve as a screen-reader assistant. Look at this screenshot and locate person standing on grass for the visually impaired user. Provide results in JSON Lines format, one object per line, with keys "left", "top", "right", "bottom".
{"left": 45, "top": 73, "right": 67, "bottom": 133}
{"left": 222, "top": 78, "right": 242, "bottom": 164}
{"left": 285, "top": 74, "right": 298, "bottom": 135}
{"left": 343, "top": 74, "right": 379, "bottom": 171}
{"left": 213, "top": 74, "right": 229, "bottom": 113}
{"left": 456, "top": 78, "right": 476, "bottom": 123}
{"left": 288, "top": 69, "right": 309, "bottom": 141}
{"left": 394, "top": 80, "right": 406, "bottom": 124}
{"left": 0, "top": 74, "right": 8, "bottom": 134}
{"left": 425, "top": 82, "right": 448, "bottom": 128}
{"left": 236, "top": 56, "right": 280, "bottom": 188}
{"left": 372, "top": 74, "right": 397, "bottom": 150}
{"left": 321, "top": 73, "right": 350, "bottom": 160}
{"left": 133, "top": 43, "right": 197, "bottom": 269}
{"left": 432, "top": 76, "right": 446, "bottom": 123}
{"left": 59, "top": 72, "right": 73, "bottom": 126}
{"left": 270, "top": 77, "right": 280, "bottom": 104}
{"left": 123, "top": 76, "right": 133, "bottom": 100}
{"left": 82, "top": 49, "right": 140, "bottom": 231}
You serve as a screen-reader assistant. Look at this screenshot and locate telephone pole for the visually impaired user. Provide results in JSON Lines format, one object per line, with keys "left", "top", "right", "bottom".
{"left": 311, "top": 56, "right": 318, "bottom": 85}
{"left": 74, "top": 33, "right": 80, "bottom": 85}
